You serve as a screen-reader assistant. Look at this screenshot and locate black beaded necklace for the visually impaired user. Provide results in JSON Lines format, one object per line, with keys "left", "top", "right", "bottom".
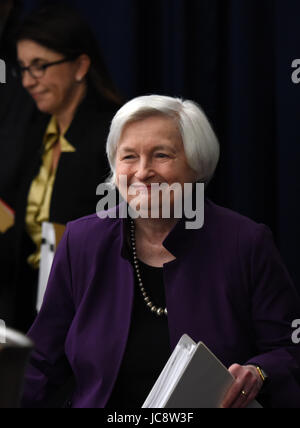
{"left": 129, "top": 219, "right": 168, "bottom": 317}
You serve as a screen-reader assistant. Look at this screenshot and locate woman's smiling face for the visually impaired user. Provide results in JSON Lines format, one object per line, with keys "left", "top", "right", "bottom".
{"left": 115, "top": 115, "right": 197, "bottom": 216}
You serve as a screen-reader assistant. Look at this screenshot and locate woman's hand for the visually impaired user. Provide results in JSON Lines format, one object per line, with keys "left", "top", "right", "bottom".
{"left": 221, "top": 364, "right": 263, "bottom": 408}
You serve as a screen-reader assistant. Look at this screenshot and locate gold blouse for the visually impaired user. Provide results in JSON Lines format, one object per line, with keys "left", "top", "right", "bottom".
{"left": 26, "top": 116, "right": 75, "bottom": 269}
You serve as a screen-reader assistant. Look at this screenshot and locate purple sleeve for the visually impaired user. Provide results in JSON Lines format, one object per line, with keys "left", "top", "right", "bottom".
{"left": 22, "top": 224, "right": 75, "bottom": 408}
{"left": 244, "top": 225, "right": 300, "bottom": 407}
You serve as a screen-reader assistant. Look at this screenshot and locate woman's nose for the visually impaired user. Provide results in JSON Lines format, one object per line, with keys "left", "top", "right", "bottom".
{"left": 22, "top": 71, "right": 37, "bottom": 89}
{"left": 134, "top": 158, "right": 154, "bottom": 181}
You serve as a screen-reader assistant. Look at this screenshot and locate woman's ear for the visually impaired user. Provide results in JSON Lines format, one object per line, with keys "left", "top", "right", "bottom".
{"left": 75, "top": 54, "right": 91, "bottom": 82}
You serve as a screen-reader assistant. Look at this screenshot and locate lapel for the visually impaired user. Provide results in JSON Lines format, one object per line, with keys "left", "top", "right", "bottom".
{"left": 63, "top": 86, "right": 107, "bottom": 151}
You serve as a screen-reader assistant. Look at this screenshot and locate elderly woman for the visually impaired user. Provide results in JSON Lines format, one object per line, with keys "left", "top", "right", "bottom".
{"left": 7, "top": 4, "right": 120, "bottom": 332}
{"left": 22, "top": 95, "right": 300, "bottom": 408}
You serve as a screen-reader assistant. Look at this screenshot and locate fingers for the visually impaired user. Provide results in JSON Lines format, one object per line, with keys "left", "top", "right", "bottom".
{"left": 221, "top": 364, "right": 263, "bottom": 408}
{"left": 229, "top": 382, "right": 260, "bottom": 408}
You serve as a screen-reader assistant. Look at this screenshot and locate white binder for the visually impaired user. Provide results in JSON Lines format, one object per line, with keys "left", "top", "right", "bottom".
{"left": 142, "top": 334, "right": 262, "bottom": 408}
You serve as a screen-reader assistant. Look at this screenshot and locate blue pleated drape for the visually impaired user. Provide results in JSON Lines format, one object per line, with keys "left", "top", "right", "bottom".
{"left": 19, "top": 0, "right": 300, "bottom": 292}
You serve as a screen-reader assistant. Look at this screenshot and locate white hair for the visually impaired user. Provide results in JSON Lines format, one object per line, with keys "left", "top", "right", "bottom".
{"left": 106, "top": 95, "right": 220, "bottom": 186}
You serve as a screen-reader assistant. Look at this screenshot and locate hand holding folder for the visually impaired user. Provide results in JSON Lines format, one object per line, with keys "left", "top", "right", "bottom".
{"left": 0, "top": 199, "right": 15, "bottom": 234}
{"left": 142, "top": 334, "right": 262, "bottom": 408}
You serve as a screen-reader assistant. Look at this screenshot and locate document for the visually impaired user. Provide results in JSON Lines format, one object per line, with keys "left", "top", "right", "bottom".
{"left": 0, "top": 199, "right": 15, "bottom": 233}
{"left": 142, "top": 334, "right": 262, "bottom": 408}
{"left": 36, "top": 222, "right": 65, "bottom": 311}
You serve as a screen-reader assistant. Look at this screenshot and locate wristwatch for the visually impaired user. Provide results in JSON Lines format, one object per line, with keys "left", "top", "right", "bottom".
{"left": 255, "top": 365, "right": 269, "bottom": 384}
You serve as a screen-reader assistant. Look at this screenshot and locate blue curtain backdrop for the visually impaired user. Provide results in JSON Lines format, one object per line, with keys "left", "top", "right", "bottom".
{"left": 20, "top": 0, "right": 300, "bottom": 292}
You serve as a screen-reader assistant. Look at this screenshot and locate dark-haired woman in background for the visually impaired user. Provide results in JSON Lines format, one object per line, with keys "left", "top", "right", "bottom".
{"left": 0, "top": 0, "right": 38, "bottom": 327}
{"left": 10, "top": 4, "right": 121, "bottom": 332}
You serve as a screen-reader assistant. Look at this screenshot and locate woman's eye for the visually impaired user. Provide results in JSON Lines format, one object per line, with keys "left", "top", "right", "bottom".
{"left": 155, "top": 153, "right": 169, "bottom": 158}
{"left": 33, "top": 62, "right": 46, "bottom": 70}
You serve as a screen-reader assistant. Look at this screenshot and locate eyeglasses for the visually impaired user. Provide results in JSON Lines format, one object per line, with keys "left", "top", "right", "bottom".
{"left": 15, "top": 58, "right": 74, "bottom": 79}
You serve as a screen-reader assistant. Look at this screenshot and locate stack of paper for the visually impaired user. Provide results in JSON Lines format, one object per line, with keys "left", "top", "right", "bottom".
{"left": 0, "top": 325, "right": 33, "bottom": 408}
{"left": 142, "top": 334, "right": 262, "bottom": 408}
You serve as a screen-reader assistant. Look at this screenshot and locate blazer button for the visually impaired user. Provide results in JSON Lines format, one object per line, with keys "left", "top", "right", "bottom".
{"left": 64, "top": 400, "right": 72, "bottom": 408}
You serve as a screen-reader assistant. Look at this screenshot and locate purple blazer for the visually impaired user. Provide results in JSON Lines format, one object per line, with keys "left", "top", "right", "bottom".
{"left": 22, "top": 199, "right": 300, "bottom": 408}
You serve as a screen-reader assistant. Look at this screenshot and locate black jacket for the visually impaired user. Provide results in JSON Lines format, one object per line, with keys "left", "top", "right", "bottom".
{"left": 0, "top": 67, "right": 38, "bottom": 326}
{"left": 4, "top": 85, "right": 119, "bottom": 331}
